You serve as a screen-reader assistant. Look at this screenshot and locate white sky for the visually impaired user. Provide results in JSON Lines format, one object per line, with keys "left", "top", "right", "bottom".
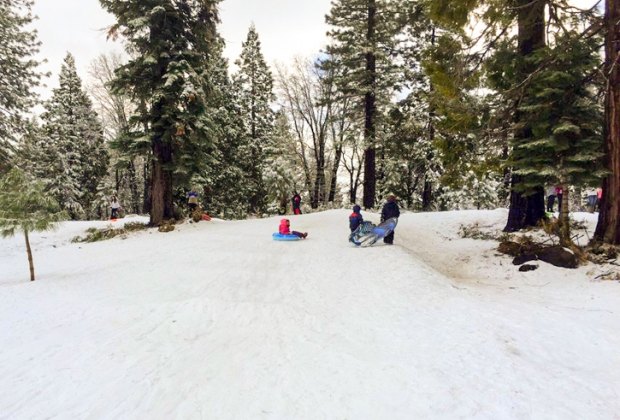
{"left": 31, "top": 0, "right": 598, "bottom": 101}
{"left": 31, "top": 0, "right": 332, "bottom": 100}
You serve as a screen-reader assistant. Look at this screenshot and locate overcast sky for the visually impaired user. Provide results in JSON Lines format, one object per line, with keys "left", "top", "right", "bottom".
{"left": 31, "top": 0, "right": 597, "bottom": 101}
{"left": 31, "top": 0, "right": 332, "bottom": 100}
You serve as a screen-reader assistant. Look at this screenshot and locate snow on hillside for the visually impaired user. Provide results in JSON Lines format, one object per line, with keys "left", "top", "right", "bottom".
{"left": 0, "top": 210, "right": 618, "bottom": 419}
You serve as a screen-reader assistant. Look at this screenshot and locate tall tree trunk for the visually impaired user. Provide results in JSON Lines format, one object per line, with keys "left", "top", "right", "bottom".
{"left": 150, "top": 140, "right": 174, "bottom": 225}
{"left": 24, "top": 230, "right": 35, "bottom": 281}
{"left": 363, "top": 0, "right": 377, "bottom": 209}
{"left": 558, "top": 185, "right": 571, "bottom": 247}
{"left": 504, "top": 0, "right": 546, "bottom": 232}
{"left": 127, "top": 158, "right": 140, "bottom": 214}
{"left": 595, "top": 0, "right": 620, "bottom": 243}
{"left": 142, "top": 159, "right": 151, "bottom": 215}
{"left": 423, "top": 27, "right": 437, "bottom": 212}
{"left": 328, "top": 145, "right": 343, "bottom": 202}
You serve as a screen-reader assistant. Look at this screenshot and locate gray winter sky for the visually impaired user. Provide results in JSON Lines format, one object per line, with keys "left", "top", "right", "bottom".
{"left": 32, "top": 0, "right": 598, "bottom": 101}
{"left": 31, "top": 0, "right": 332, "bottom": 100}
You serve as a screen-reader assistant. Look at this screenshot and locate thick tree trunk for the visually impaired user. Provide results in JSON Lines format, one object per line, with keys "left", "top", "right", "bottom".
{"left": 595, "top": 0, "right": 620, "bottom": 244}
{"left": 127, "top": 158, "right": 140, "bottom": 214}
{"left": 362, "top": 0, "right": 377, "bottom": 210}
{"left": 422, "top": 180, "right": 432, "bottom": 211}
{"left": 24, "top": 230, "right": 35, "bottom": 281}
{"left": 142, "top": 159, "right": 151, "bottom": 215}
{"left": 423, "top": 27, "right": 436, "bottom": 213}
{"left": 328, "top": 145, "right": 343, "bottom": 203}
{"left": 504, "top": 0, "right": 546, "bottom": 232}
{"left": 150, "top": 140, "right": 174, "bottom": 226}
{"left": 558, "top": 185, "right": 572, "bottom": 247}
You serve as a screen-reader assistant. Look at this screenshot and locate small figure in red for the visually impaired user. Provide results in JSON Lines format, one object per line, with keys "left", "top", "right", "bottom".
{"left": 279, "top": 218, "right": 307, "bottom": 239}
{"left": 291, "top": 191, "right": 302, "bottom": 215}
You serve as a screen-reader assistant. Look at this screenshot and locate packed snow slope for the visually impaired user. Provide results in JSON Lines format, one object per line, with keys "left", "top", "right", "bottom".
{"left": 0, "top": 210, "right": 619, "bottom": 419}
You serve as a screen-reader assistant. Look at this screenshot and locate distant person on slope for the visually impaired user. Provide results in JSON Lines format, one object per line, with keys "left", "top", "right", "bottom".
{"left": 187, "top": 189, "right": 199, "bottom": 213}
{"left": 380, "top": 194, "right": 400, "bottom": 245}
{"left": 585, "top": 187, "right": 598, "bottom": 213}
{"left": 349, "top": 204, "right": 364, "bottom": 232}
{"left": 279, "top": 218, "right": 307, "bottom": 239}
{"left": 291, "top": 191, "right": 302, "bottom": 215}
{"left": 555, "top": 186, "right": 564, "bottom": 213}
{"left": 546, "top": 185, "right": 556, "bottom": 213}
{"left": 110, "top": 195, "right": 121, "bottom": 220}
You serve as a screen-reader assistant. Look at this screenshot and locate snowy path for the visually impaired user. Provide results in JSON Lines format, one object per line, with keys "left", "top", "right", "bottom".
{"left": 0, "top": 210, "right": 619, "bottom": 419}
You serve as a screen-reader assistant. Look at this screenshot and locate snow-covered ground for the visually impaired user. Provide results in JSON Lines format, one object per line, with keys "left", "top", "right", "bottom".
{"left": 1, "top": 210, "right": 618, "bottom": 419}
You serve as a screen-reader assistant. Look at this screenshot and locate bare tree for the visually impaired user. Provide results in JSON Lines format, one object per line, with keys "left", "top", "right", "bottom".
{"left": 276, "top": 58, "right": 334, "bottom": 208}
{"left": 89, "top": 52, "right": 146, "bottom": 215}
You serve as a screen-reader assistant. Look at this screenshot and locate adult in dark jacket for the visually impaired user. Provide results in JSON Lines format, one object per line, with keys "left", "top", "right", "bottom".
{"left": 381, "top": 194, "right": 400, "bottom": 244}
{"left": 292, "top": 192, "right": 302, "bottom": 215}
{"left": 349, "top": 204, "right": 363, "bottom": 232}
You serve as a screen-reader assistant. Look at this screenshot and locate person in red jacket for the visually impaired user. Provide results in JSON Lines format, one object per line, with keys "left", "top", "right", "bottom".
{"left": 291, "top": 192, "right": 302, "bottom": 215}
{"left": 279, "top": 218, "right": 307, "bottom": 238}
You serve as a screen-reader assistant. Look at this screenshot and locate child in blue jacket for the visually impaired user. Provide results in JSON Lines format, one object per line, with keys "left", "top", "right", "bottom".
{"left": 349, "top": 205, "right": 363, "bottom": 232}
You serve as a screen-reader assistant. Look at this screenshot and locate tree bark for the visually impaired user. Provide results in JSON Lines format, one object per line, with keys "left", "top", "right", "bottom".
{"left": 150, "top": 140, "right": 174, "bottom": 226}
{"left": 558, "top": 185, "right": 572, "bottom": 247}
{"left": 423, "top": 26, "right": 437, "bottom": 212}
{"left": 504, "top": 0, "right": 546, "bottom": 232}
{"left": 362, "top": 0, "right": 377, "bottom": 209}
{"left": 24, "top": 230, "right": 35, "bottom": 281}
{"left": 595, "top": 0, "right": 620, "bottom": 244}
{"left": 328, "top": 144, "right": 343, "bottom": 203}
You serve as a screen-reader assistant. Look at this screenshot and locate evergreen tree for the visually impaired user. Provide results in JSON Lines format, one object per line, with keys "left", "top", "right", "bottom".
{"left": 100, "top": 0, "right": 221, "bottom": 225}
{"left": 325, "top": 0, "right": 404, "bottom": 209}
{"left": 263, "top": 111, "right": 303, "bottom": 214}
{"left": 0, "top": 0, "right": 43, "bottom": 173}
{"left": 0, "top": 168, "right": 65, "bottom": 281}
{"left": 233, "top": 24, "right": 275, "bottom": 214}
{"left": 515, "top": 34, "right": 604, "bottom": 245}
{"left": 200, "top": 38, "right": 250, "bottom": 219}
{"left": 38, "top": 53, "right": 109, "bottom": 219}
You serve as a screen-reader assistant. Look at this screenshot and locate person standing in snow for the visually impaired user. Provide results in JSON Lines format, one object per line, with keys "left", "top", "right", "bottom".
{"left": 291, "top": 192, "right": 302, "bottom": 215}
{"left": 349, "top": 204, "right": 363, "bottom": 232}
{"left": 585, "top": 187, "right": 598, "bottom": 213}
{"left": 381, "top": 194, "right": 400, "bottom": 245}
{"left": 596, "top": 187, "right": 603, "bottom": 211}
{"left": 110, "top": 195, "right": 121, "bottom": 219}
{"left": 279, "top": 218, "right": 307, "bottom": 238}
{"left": 555, "top": 186, "right": 564, "bottom": 214}
{"left": 546, "top": 185, "right": 556, "bottom": 213}
{"left": 187, "top": 189, "right": 199, "bottom": 213}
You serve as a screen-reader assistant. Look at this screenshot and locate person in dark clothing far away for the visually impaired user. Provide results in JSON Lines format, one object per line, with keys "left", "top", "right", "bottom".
{"left": 381, "top": 194, "right": 400, "bottom": 244}
{"left": 349, "top": 204, "right": 363, "bottom": 232}
{"left": 110, "top": 195, "right": 121, "bottom": 219}
{"left": 292, "top": 192, "right": 302, "bottom": 215}
{"left": 187, "top": 189, "right": 199, "bottom": 212}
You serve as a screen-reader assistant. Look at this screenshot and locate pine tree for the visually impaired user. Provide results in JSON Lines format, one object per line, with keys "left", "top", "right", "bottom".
{"left": 325, "top": 0, "right": 404, "bottom": 209}
{"left": 514, "top": 34, "right": 604, "bottom": 245}
{"left": 0, "top": 168, "right": 65, "bottom": 281}
{"left": 200, "top": 38, "right": 250, "bottom": 219}
{"left": 0, "top": 0, "right": 43, "bottom": 173}
{"left": 233, "top": 24, "right": 275, "bottom": 214}
{"left": 38, "top": 53, "right": 109, "bottom": 219}
{"left": 100, "top": 0, "right": 221, "bottom": 225}
{"left": 263, "top": 111, "right": 304, "bottom": 214}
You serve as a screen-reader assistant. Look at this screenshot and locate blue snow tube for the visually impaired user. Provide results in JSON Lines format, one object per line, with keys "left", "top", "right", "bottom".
{"left": 272, "top": 232, "right": 301, "bottom": 241}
